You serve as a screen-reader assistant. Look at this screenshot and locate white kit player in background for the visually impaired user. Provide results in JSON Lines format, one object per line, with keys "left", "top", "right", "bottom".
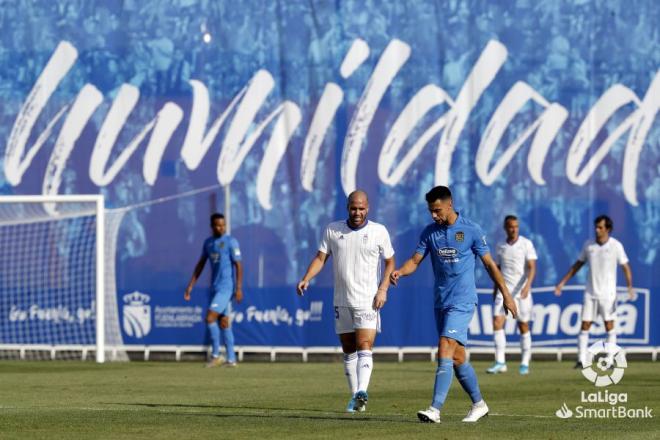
{"left": 297, "top": 190, "right": 395, "bottom": 413}
{"left": 554, "top": 215, "right": 633, "bottom": 369}
{"left": 487, "top": 215, "right": 537, "bottom": 375}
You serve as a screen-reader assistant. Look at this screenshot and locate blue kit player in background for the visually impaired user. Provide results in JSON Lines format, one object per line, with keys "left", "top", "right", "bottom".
{"left": 185, "top": 213, "right": 243, "bottom": 367}
{"left": 390, "top": 186, "right": 518, "bottom": 423}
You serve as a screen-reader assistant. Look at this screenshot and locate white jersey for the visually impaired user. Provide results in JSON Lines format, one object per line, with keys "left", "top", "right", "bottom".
{"left": 495, "top": 235, "right": 537, "bottom": 297}
{"left": 319, "top": 220, "right": 394, "bottom": 308}
{"left": 578, "top": 237, "right": 628, "bottom": 299}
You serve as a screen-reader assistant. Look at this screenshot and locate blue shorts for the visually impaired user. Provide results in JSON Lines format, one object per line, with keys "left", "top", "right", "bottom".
{"left": 434, "top": 304, "right": 476, "bottom": 346}
{"left": 209, "top": 290, "right": 232, "bottom": 315}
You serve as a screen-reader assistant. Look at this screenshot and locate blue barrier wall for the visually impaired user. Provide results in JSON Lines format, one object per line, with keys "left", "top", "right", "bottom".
{"left": 0, "top": 1, "right": 657, "bottom": 347}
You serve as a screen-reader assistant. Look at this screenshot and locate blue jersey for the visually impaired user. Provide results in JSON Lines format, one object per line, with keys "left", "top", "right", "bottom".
{"left": 415, "top": 213, "right": 490, "bottom": 308}
{"left": 202, "top": 234, "right": 241, "bottom": 292}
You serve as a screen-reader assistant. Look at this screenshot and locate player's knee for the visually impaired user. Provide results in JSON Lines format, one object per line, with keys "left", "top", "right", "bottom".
{"left": 519, "top": 322, "right": 529, "bottom": 333}
{"left": 206, "top": 312, "right": 218, "bottom": 324}
{"left": 341, "top": 341, "right": 357, "bottom": 353}
{"left": 357, "top": 340, "right": 372, "bottom": 351}
{"left": 581, "top": 321, "right": 592, "bottom": 331}
{"left": 339, "top": 334, "right": 357, "bottom": 353}
{"left": 438, "top": 337, "right": 458, "bottom": 357}
{"left": 219, "top": 316, "right": 230, "bottom": 329}
{"left": 452, "top": 353, "right": 466, "bottom": 366}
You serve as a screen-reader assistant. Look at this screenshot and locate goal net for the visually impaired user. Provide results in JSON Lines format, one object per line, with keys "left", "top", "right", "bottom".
{"left": 0, "top": 195, "right": 106, "bottom": 362}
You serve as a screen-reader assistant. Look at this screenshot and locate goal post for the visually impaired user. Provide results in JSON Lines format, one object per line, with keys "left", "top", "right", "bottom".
{"left": 0, "top": 194, "right": 105, "bottom": 363}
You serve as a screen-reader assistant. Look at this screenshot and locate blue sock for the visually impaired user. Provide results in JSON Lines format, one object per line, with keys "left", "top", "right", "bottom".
{"left": 221, "top": 327, "right": 236, "bottom": 362}
{"left": 454, "top": 362, "right": 483, "bottom": 403}
{"left": 207, "top": 322, "right": 220, "bottom": 357}
{"left": 218, "top": 325, "right": 226, "bottom": 347}
{"left": 431, "top": 358, "right": 454, "bottom": 409}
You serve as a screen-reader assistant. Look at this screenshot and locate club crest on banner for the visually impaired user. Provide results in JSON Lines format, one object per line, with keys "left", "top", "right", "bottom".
{"left": 123, "top": 291, "right": 152, "bottom": 338}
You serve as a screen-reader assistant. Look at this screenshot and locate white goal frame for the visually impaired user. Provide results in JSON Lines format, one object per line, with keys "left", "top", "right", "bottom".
{"left": 0, "top": 194, "right": 105, "bottom": 363}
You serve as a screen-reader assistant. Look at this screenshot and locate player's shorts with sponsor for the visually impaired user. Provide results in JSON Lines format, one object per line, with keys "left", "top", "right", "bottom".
{"left": 209, "top": 289, "right": 233, "bottom": 315}
{"left": 494, "top": 293, "right": 533, "bottom": 322}
{"left": 334, "top": 306, "right": 380, "bottom": 334}
{"left": 434, "top": 303, "right": 475, "bottom": 346}
{"left": 581, "top": 294, "right": 616, "bottom": 321}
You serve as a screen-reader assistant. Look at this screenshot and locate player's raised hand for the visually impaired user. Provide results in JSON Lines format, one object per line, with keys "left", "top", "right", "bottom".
{"left": 390, "top": 270, "right": 400, "bottom": 286}
{"left": 296, "top": 280, "right": 309, "bottom": 296}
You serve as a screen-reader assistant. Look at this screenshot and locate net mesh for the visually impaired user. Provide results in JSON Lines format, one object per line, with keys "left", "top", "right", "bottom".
{"left": 0, "top": 186, "right": 221, "bottom": 361}
{"left": 0, "top": 199, "right": 103, "bottom": 360}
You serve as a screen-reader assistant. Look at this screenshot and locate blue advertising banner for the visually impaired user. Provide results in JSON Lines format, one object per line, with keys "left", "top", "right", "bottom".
{"left": 117, "top": 286, "right": 652, "bottom": 348}
{"left": 0, "top": 1, "right": 657, "bottom": 349}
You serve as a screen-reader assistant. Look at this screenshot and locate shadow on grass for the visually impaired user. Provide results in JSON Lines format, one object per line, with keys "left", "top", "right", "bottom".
{"left": 105, "top": 402, "right": 418, "bottom": 423}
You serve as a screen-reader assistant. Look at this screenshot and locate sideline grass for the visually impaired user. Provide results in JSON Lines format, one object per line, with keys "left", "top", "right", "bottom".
{"left": 0, "top": 360, "right": 657, "bottom": 439}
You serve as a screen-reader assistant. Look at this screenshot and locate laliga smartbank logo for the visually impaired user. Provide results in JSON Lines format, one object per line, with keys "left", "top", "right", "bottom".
{"left": 555, "top": 342, "right": 653, "bottom": 420}
{"left": 581, "top": 341, "right": 626, "bottom": 387}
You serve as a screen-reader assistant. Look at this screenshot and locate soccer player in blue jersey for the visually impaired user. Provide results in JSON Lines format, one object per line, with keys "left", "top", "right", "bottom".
{"left": 390, "top": 186, "right": 517, "bottom": 423}
{"left": 185, "top": 213, "right": 243, "bottom": 367}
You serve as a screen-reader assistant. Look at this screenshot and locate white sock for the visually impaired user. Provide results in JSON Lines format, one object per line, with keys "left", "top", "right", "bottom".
{"left": 578, "top": 330, "right": 589, "bottom": 365}
{"left": 606, "top": 329, "right": 617, "bottom": 365}
{"left": 606, "top": 329, "right": 617, "bottom": 347}
{"left": 520, "top": 332, "right": 532, "bottom": 366}
{"left": 357, "top": 350, "right": 373, "bottom": 392}
{"left": 343, "top": 352, "right": 358, "bottom": 395}
{"left": 494, "top": 329, "right": 506, "bottom": 364}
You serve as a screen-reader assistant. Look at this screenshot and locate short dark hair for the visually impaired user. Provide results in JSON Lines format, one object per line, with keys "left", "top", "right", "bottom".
{"left": 210, "top": 213, "right": 225, "bottom": 225}
{"left": 425, "top": 186, "right": 452, "bottom": 204}
{"left": 594, "top": 215, "right": 613, "bottom": 231}
{"left": 504, "top": 215, "right": 518, "bottom": 224}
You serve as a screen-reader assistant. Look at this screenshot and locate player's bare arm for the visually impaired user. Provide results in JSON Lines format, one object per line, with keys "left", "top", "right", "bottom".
{"left": 622, "top": 262, "right": 634, "bottom": 299}
{"left": 491, "top": 264, "right": 501, "bottom": 300}
{"left": 297, "top": 251, "right": 329, "bottom": 295}
{"left": 520, "top": 259, "right": 536, "bottom": 299}
{"left": 373, "top": 256, "right": 395, "bottom": 310}
{"left": 233, "top": 261, "right": 244, "bottom": 303}
{"left": 390, "top": 252, "right": 424, "bottom": 285}
{"left": 554, "top": 260, "right": 585, "bottom": 296}
{"left": 481, "top": 253, "right": 518, "bottom": 319}
{"left": 184, "top": 255, "right": 207, "bottom": 301}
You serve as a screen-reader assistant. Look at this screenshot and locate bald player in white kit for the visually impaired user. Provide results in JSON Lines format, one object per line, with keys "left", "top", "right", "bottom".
{"left": 555, "top": 215, "right": 633, "bottom": 368}
{"left": 297, "top": 190, "right": 395, "bottom": 413}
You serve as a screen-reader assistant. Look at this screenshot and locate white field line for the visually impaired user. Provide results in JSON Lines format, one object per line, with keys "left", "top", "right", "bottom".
{"left": 0, "top": 405, "right": 555, "bottom": 418}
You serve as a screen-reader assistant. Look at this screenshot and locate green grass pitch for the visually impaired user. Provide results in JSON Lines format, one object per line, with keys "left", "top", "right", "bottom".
{"left": 0, "top": 360, "right": 657, "bottom": 439}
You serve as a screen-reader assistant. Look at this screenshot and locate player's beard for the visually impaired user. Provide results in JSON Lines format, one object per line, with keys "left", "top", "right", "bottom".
{"left": 350, "top": 215, "right": 365, "bottom": 227}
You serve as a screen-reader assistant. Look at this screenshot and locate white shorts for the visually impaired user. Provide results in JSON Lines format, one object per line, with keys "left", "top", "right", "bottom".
{"left": 334, "top": 306, "right": 381, "bottom": 334}
{"left": 581, "top": 296, "right": 617, "bottom": 322}
{"left": 494, "top": 293, "right": 533, "bottom": 323}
